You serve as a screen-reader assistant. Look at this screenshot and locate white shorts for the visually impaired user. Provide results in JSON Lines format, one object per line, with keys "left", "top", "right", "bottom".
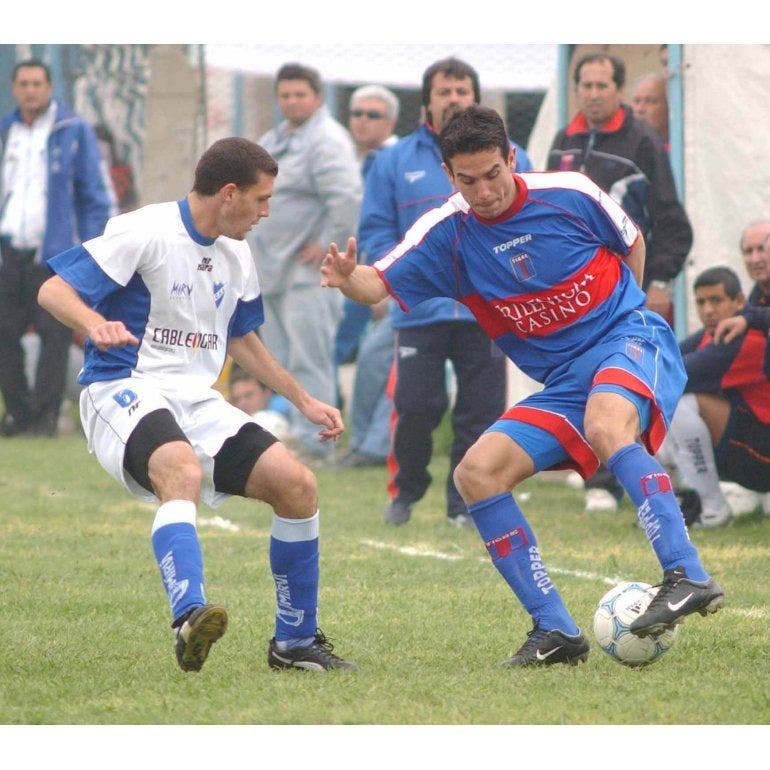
{"left": 79, "top": 377, "right": 256, "bottom": 507}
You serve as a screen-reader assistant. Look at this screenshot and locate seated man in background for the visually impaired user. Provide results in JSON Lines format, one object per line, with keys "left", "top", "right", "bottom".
{"left": 657, "top": 266, "right": 770, "bottom": 526}
{"left": 228, "top": 363, "right": 293, "bottom": 443}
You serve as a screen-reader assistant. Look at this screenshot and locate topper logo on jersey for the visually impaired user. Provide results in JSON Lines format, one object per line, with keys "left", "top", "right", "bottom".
{"left": 213, "top": 282, "right": 225, "bottom": 309}
{"left": 493, "top": 233, "right": 532, "bottom": 254}
{"left": 405, "top": 170, "right": 426, "bottom": 184}
{"left": 197, "top": 256, "right": 213, "bottom": 272}
{"left": 170, "top": 281, "right": 193, "bottom": 300}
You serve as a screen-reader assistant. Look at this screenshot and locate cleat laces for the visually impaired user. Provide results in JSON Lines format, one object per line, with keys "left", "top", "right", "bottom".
{"left": 307, "top": 629, "right": 346, "bottom": 665}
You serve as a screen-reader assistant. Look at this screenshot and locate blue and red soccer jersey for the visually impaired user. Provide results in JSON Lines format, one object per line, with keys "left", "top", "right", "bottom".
{"left": 374, "top": 171, "right": 686, "bottom": 477}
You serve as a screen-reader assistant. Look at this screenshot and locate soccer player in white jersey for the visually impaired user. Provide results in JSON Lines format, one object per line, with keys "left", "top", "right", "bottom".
{"left": 38, "top": 137, "right": 358, "bottom": 673}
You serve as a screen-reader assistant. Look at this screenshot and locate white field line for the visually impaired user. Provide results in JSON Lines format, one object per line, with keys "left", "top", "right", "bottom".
{"left": 360, "top": 539, "right": 769, "bottom": 620}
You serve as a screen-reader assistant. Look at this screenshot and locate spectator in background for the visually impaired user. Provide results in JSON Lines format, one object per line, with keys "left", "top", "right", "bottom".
{"left": 631, "top": 73, "right": 669, "bottom": 148}
{"left": 547, "top": 53, "right": 693, "bottom": 512}
{"left": 657, "top": 267, "right": 770, "bottom": 527}
{"left": 248, "top": 63, "right": 362, "bottom": 462}
{"left": 739, "top": 220, "right": 770, "bottom": 307}
{"left": 94, "top": 123, "right": 139, "bottom": 213}
{"left": 228, "top": 362, "right": 293, "bottom": 444}
{"left": 359, "top": 57, "right": 532, "bottom": 527}
{"left": 336, "top": 84, "right": 400, "bottom": 467}
{"left": 0, "top": 58, "right": 112, "bottom": 436}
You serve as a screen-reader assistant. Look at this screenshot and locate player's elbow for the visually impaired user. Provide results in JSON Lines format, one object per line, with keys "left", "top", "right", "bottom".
{"left": 37, "top": 276, "right": 58, "bottom": 312}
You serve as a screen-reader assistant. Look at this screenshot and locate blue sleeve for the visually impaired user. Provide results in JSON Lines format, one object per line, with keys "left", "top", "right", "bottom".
{"left": 47, "top": 244, "right": 123, "bottom": 306}
{"left": 230, "top": 295, "right": 265, "bottom": 337}
{"left": 358, "top": 147, "right": 401, "bottom": 265}
{"left": 575, "top": 189, "right": 635, "bottom": 257}
{"left": 378, "top": 220, "right": 459, "bottom": 311}
{"left": 73, "top": 121, "right": 113, "bottom": 241}
{"left": 743, "top": 305, "right": 770, "bottom": 334}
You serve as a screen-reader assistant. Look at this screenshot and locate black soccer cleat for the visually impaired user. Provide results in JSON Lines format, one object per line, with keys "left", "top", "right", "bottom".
{"left": 268, "top": 629, "right": 360, "bottom": 671}
{"left": 503, "top": 623, "right": 590, "bottom": 668}
{"left": 629, "top": 567, "right": 724, "bottom": 638}
{"left": 174, "top": 604, "right": 228, "bottom": 672}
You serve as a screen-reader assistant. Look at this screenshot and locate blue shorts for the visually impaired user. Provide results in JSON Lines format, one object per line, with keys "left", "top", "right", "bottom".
{"left": 487, "top": 318, "right": 686, "bottom": 479}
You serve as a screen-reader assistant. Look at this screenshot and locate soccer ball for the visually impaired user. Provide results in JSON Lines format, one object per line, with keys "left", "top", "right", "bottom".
{"left": 593, "top": 581, "right": 679, "bottom": 667}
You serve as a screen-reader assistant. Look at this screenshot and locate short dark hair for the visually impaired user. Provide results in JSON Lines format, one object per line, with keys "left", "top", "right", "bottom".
{"left": 192, "top": 137, "right": 278, "bottom": 196}
{"left": 12, "top": 58, "right": 51, "bottom": 83}
{"left": 275, "top": 62, "right": 322, "bottom": 94}
{"left": 421, "top": 57, "right": 481, "bottom": 107}
{"left": 693, "top": 266, "right": 743, "bottom": 299}
{"left": 439, "top": 105, "right": 509, "bottom": 169}
{"left": 573, "top": 53, "right": 626, "bottom": 89}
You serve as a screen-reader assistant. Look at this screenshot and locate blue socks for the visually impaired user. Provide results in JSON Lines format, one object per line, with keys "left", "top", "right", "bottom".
{"left": 607, "top": 443, "right": 708, "bottom": 581}
{"left": 270, "top": 511, "right": 320, "bottom": 649}
{"left": 468, "top": 493, "right": 580, "bottom": 635}
{"left": 151, "top": 499, "right": 206, "bottom": 623}
{"left": 151, "top": 500, "right": 323, "bottom": 646}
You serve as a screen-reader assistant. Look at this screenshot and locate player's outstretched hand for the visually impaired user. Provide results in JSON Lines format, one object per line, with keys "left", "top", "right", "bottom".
{"left": 713, "top": 315, "right": 747, "bottom": 345}
{"left": 88, "top": 320, "right": 140, "bottom": 351}
{"left": 321, "top": 237, "right": 357, "bottom": 288}
{"left": 298, "top": 395, "right": 345, "bottom": 442}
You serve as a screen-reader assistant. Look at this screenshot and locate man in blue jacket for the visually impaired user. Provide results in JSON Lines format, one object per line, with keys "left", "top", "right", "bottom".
{"left": 359, "top": 57, "right": 532, "bottom": 526}
{"left": 0, "top": 58, "right": 113, "bottom": 436}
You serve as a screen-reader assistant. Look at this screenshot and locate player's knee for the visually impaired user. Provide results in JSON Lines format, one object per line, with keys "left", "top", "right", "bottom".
{"left": 584, "top": 416, "right": 625, "bottom": 459}
{"left": 274, "top": 461, "right": 317, "bottom": 516}
{"left": 149, "top": 456, "right": 203, "bottom": 498}
{"left": 454, "top": 450, "right": 501, "bottom": 503}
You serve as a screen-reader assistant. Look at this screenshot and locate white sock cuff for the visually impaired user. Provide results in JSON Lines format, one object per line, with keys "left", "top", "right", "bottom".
{"left": 271, "top": 510, "right": 319, "bottom": 542}
{"left": 152, "top": 499, "right": 197, "bottom": 534}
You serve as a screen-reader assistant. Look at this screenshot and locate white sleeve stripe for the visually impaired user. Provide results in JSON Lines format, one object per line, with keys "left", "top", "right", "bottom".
{"left": 374, "top": 193, "right": 466, "bottom": 271}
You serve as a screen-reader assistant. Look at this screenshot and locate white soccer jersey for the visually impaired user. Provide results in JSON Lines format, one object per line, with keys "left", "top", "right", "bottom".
{"left": 48, "top": 199, "right": 264, "bottom": 390}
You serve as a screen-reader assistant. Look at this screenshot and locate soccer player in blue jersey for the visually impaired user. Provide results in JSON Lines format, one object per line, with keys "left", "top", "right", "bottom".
{"left": 321, "top": 106, "right": 723, "bottom": 667}
{"left": 38, "top": 137, "right": 357, "bottom": 673}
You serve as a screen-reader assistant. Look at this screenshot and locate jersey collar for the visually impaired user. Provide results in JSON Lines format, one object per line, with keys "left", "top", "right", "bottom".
{"left": 178, "top": 198, "right": 216, "bottom": 246}
{"left": 471, "top": 173, "right": 528, "bottom": 224}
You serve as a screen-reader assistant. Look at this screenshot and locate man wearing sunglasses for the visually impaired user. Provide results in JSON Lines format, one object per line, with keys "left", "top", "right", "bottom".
{"left": 336, "top": 85, "right": 401, "bottom": 468}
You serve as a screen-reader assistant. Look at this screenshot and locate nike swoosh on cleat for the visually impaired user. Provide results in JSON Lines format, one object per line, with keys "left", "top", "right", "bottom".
{"left": 667, "top": 592, "right": 694, "bottom": 612}
{"left": 535, "top": 646, "right": 563, "bottom": 660}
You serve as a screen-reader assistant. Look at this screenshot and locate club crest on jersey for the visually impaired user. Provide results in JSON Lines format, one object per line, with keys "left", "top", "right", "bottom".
{"left": 510, "top": 252, "right": 536, "bottom": 281}
{"left": 213, "top": 282, "right": 225, "bottom": 308}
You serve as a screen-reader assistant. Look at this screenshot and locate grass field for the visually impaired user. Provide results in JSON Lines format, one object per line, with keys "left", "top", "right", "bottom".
{"left": 1, "top": 433, "right": 769, "bottom": 733}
